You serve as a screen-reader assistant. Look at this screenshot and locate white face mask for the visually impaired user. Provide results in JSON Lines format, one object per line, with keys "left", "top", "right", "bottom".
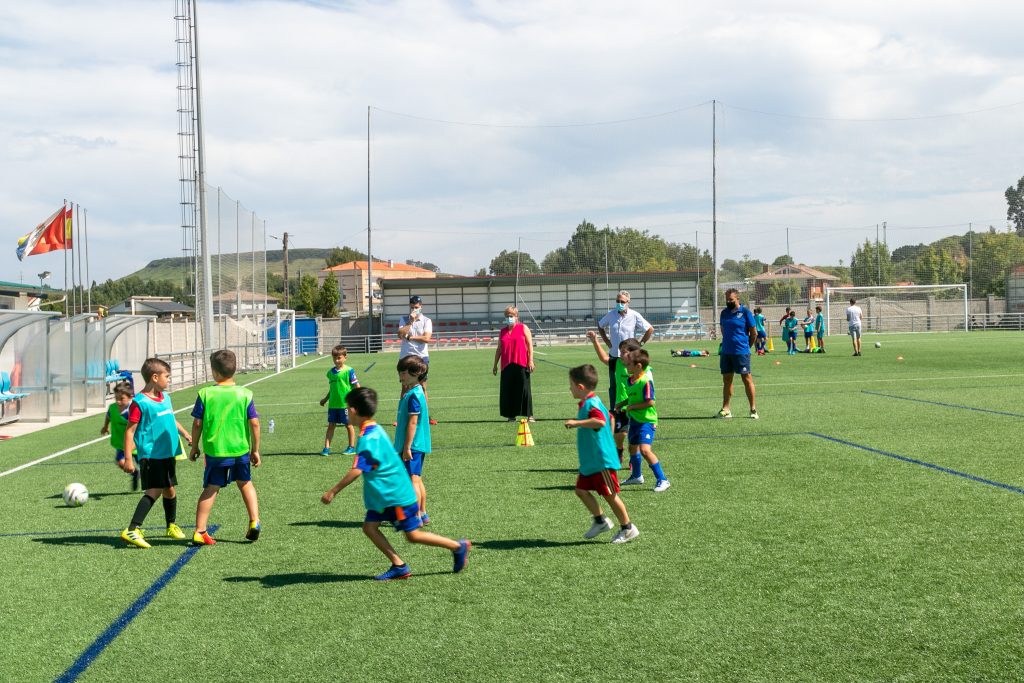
{"left": 505, "top": 316, "right": 516, "bottom": 326}
{"left": 410, "top": 307, "right": 421, "bottom": 316}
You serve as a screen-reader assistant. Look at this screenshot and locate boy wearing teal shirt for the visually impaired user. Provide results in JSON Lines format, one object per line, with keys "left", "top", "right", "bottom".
{"left": 189, "top": 350, "right": 262, "bottom": 546}
{"left": 395, "top": 355, "right": 432, "bottom": 525}
{"left": 814, "top": 305, "right": 826, "bottom": 353}
{"left": 319, "top": 345, "right": 359, "bottom": 456}
{"left": 321, "top": 387, "right": 471, "bottom": 581}
{"left": 101, "top": 382, "right": 138, "bottom": 490}
{"left": 618, "top": 350, "right": 670, "bottom": 492}
{"left": 753, "top": 307, "right": 768, "bottom": 355}
{"left": 120, "top": 358, "right": 194, "bottom": 549}
{"left": 801, "top": 309, "right": 815, "bottom": 352}
{"left": 586, "top": 330, "right": 642, "bottom": 465}
{"left": 784, "top": 311, "right": 800, "bottom": 355}
{"left": 564, "top": 364, "right": 638, "bottom": 544}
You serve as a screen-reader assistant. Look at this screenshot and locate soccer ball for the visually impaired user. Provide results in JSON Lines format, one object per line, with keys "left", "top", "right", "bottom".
{"left": 874, "top": 342, "right": 882, "bottom": 349}
{"left": 63, "top": 483, "right": 89, "bottom": 507}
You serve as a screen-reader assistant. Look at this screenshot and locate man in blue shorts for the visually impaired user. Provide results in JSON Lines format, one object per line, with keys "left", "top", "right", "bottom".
{"left": 716, "top": 288, "right": 758, "bottom": 419}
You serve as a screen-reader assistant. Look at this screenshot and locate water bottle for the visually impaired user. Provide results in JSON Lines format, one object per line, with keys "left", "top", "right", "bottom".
{"left": 268, "top": 419, "right": 275, "bottom": 434}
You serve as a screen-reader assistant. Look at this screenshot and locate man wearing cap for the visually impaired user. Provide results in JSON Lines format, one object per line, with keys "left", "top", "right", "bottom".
{"left": 398, "top": 295, "right": 436, "bottom": 423}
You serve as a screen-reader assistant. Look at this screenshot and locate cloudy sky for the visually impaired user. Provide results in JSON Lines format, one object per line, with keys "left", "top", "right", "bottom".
{"left": 2, "top": 0, "right": 1023, "bottom": 285}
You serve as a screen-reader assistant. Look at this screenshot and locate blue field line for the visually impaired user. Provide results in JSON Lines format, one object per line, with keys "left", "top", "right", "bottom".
{"left": 809, "top": 433, "right": 1024, "bottom": 496}
{"left": 862, "top": 390, "right": 1024, "bottom": 418}
{"left": 54, "top": 524, "right": 218, "bottom": 683}
{"left": 0, "top": 525, "right": 196, "bottom": 539}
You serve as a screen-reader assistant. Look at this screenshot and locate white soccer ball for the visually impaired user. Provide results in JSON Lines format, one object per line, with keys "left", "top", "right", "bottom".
{"left": 63, "top": 483, "right": 89, "bottom": 507}
{"left": 874, "top": 342, "right": 881, "bottom": 348}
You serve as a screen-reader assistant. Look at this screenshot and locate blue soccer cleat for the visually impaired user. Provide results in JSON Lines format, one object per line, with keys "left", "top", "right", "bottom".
{"left": 453, "top": 539, "right": 471, "bottom": 574}
{"left": 374, "top": 564, "right": 412, "bottom": 581}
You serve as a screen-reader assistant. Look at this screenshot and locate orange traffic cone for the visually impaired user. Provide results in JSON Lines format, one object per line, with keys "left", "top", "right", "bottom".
{"left": 516, "top": 418, "right": 534, "bottom": 447}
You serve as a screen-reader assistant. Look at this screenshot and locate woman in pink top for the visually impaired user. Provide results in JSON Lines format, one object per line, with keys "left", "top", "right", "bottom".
{"left": 492, "top": 306, "right": 535, "bottom": 422}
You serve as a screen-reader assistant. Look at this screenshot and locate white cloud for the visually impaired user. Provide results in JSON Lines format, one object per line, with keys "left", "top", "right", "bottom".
{"left": 1, "top": 0, "right": 1022, "bottom": 287}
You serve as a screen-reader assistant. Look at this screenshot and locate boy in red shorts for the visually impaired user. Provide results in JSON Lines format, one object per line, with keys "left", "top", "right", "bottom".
{"left": 564, "top": 364, "right": 639, "bottom": 544}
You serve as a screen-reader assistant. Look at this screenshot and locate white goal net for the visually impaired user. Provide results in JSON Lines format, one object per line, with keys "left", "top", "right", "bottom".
{"left": 825, "top": 285, "right": 968, "bottom": 334}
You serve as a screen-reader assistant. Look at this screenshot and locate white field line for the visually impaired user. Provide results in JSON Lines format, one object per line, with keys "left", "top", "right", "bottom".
{"left": 0, "top": 355, "right": 327, "bottom": 480}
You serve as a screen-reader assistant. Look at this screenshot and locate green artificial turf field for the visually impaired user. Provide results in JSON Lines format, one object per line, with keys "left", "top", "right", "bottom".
{"left": 1, "top": 331, "right": 1023, "bottom": 682}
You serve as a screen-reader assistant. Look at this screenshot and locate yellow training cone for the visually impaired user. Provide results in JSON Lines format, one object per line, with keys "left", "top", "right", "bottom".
{"left": 516, "top": 418, "right": 535, "bottom": 447}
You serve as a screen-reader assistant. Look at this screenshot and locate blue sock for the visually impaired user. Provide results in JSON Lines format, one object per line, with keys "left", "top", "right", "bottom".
{"left": 650, "top": 461, "right": 667, "bottom": 482}
{"left": 629, "top": 453, "right": 642, "bottom": 478}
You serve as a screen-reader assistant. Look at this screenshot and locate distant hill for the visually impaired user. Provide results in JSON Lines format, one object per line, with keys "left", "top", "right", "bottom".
{"left": 125, "top": 249, "right": 337, "bottom": 284}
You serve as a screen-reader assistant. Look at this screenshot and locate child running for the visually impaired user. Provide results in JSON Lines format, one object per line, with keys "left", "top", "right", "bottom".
{"left": 564, "top": 364, "right": 639, "bottom": 544}
{"left": 618, "top": 350, "right": 670, "bottom": 492}
{"left": 395, "top": 355, "right": 432, "bottom": 525}
{"left": 321, "top": 387, "right": 470, "bottom": 581}
{"left": 188, "top": 350, "right": 262, "bottom": 545}
{"left": 119, "top": 358, "right": 193, "bottom": 548}
{"left": 101, "top": 381, "right": 139, "bottom": 491}
{"left": 319, "top": 345, "right": 359, "bottom": 456}
{"left": 586, "top": 330, "right": 642, "bottom": 465}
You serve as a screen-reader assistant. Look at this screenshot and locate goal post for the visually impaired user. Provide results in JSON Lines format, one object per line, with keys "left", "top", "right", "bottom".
{"left": 825, "top": 284, "right": 968, "bottom": 335}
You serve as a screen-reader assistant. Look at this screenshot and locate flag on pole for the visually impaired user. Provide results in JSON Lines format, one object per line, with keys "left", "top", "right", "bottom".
{"left": 16, "top": 206, "right": 72, "bottom": 260}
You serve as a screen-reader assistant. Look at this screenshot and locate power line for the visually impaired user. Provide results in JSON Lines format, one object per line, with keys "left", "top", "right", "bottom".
{"left": 721, "top": 100, "right": 1024, "bottom": 123}
{"left": 370, "top": 101, "right": 712, "bottom": 129}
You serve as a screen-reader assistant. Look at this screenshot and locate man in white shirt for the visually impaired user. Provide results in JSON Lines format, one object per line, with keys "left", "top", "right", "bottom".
{"left": 845, "top": 298, "right": 864, "bottom": 356}
{"left": 398, "top": 296, "right": 436, "bottom": 423}
{"left": 597, "top": 290, "right": 653, "bottom": 406}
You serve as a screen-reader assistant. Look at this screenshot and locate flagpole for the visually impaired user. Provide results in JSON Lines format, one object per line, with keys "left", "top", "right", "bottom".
{"left": 63, "top": 199, "right": 69, "bottom": 317}
{"left": 76, "top": 203, "right": 83, "bottom": 315}
{"left": 84, "top": 208, "right": 91, "bottom": 313}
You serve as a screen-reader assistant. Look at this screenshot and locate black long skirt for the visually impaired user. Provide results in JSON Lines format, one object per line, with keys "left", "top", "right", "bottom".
{"left": 500, "top": 363, "right": 533, "bottom": 419}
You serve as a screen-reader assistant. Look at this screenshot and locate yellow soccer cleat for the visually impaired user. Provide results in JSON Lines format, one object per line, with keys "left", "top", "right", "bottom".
{"left": 166, "top": 523, "right": 187, "bottom": 540}
{"left": 121, "top": 528, "right": 151, "bottom": 549}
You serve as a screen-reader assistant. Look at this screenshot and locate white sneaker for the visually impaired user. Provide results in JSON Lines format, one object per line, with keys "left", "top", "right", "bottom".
{"left": 750, "top": 410, "right": 759, "bottom": 420}
{"left": 611, "top": 525, "right": 640, "bottom": 544}
{"left": 620, "top": 475, "right": 645, "bottom": 486}
{"left": 653, "top": 479, "right": 671, "bottom": 493}
{"left": 715, "top": 408, "right": 732, "bottom": 418}
{"left": 583, "top": 518, "right": 614, "bottom": 539}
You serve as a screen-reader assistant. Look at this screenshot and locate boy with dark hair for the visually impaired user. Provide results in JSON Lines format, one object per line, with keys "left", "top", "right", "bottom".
{"left": 564, "top": 364, "right": 639, "bottom": 544}
{"left": 188, "top": 349, "right": 262, "bottom": 545}
{"left": 619, "top": 350, "right": 671, "bottom": 492}
{"left": 586, "top": 331, "right": 642, "bottom": 465}
{"left": 814, "top": 305, "right": 826, "bottom": 353}
{"left": 101, "top": 381, "right": 139, "bottom": 490}
{"left": 753, "top": 307, "right": 768, "bottom": 355}
{"left": 784, "top": 311, "right": 800, "bottom": 355}
{"left": 319, "top": 345, "right": 359, "bottom": 456}
{"left": 120, "top": 358, "right": 193, "bottom": 548}
{"left": 395, "top": 355, "right": 431, "bottom": 525}
{"left": 671, "top": 349, "right": 710, "bottom": 357}
{"left": 321, "top": 387, "right": 470, "bottom": 581}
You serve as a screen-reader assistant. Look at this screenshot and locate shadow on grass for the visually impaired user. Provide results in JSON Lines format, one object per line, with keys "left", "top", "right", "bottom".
{"left": 33, "top": 535, "right": 139, "bottom": 549}
{"left": 225, "top": 572, "right": 370, "bottom": 587}
{"left": 505, "top": 468, "right": 578, "bottom": 474}
{"left": 261, "top": 452, "right": 323, "bottom": 458}
{"left": 47, "top": 491, "right": 139, "bottom": 504}
{"left": 532, "top": 485, "right": 576, "bottom": 491}
{"left": 289, "top": 519, "right": 364, "bottom": 529}
{"left": 475, "top": 538, "right": 591, "bottom": 551}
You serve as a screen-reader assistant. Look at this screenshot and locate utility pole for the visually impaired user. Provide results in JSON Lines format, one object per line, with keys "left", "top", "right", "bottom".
{"left": 876, "top": 223, "right": 881, "bottom": 285}
{"left": 282, "top": 231, "right": 290, "bottom": 310}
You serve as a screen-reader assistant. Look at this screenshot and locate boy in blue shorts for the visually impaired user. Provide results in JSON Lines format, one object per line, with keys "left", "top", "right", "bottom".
{"left": 801, "top": 308, "right": 815, "bottom": 353}
{"left": 753, "top": 307, "right": 768, "bottom": 355}
{"left": 101, "top": 381, "right": 139, "bottom": 490}
{"left": 395, "top": 355, "right": 431, "bottom": 525}
{"left": 120, "top": 358, "right": 194, "bottom": 549}
{"left": 618, "top": 350, "right": 670, "bottom": 492}
{"left": 319, "top": 345, "right": 359, "bottom": 456}
{"left": 784, "top": 311, "right": 800, "bottom": 355}
{"left": 321, "top": 387, "right": 470, "bottom": 581}
{"left": 564, "top": 364, "right": 639, "bottom": 543}
{"left": 188, "top": 349, "right": 262, "bottom": 545}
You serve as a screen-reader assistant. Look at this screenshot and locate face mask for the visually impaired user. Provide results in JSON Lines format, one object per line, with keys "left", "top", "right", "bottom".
{"left": 411, "top": 308, "right": 421, "bottom": 316}
{"left": 616, "top": 302, "right": 627, "bottom": 312}
{"left": 727, "top": 301, "right": 738, "bottom": 310}
{"left": 505, "top": 316, "right": 516, "bottom": 326}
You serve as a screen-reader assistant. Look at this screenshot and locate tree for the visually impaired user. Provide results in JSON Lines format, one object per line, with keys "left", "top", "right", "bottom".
{"left": 850, "top": 240, "right": 894, "bottom": 286}
{"left": 488, "top": 250, "right": 540, "bottom": 276}
{"left": 406, "top": 259, "right": 441, "bottom": 273}
{"left": 325, "top": 246, "right": 366, "bottom": 268}
{"left": 1006, "top": 176, "right": 1024, "bottom": 236}
{"left": 297, "top": 274, "right": 318, "bottom": 315}
{"left": 317, "top": 272, "right": 340, "bottom": 317}
{"left": 771, "top": 254, "right": 794, "bottom": 267}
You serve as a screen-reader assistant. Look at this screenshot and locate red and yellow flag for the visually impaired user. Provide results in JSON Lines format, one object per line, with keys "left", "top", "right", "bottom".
{"left": 16, "top": 205, "right": 72, "bottom": 261}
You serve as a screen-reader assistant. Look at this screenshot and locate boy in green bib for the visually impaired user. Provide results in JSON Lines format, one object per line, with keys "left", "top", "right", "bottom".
{"left": 189, "top": 350, "right": 262, "bottom": 545}
{"left": 101, "top": 381, "right": 139, "bottom": 490}
{"left": 319, "top": 345, "right": 359, "bottom": 456}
